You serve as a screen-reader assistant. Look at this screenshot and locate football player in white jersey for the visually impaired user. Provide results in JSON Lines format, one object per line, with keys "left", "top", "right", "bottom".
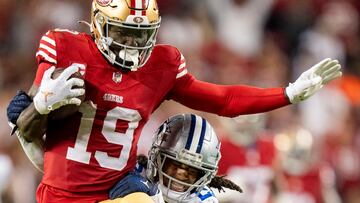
{"left": 109, "top": 114, "right": 242, "bottom": 203}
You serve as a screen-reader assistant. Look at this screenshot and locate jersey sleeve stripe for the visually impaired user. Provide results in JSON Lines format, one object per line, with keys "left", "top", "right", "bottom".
{"left": 41, "top": 36, "right": 56, "bottom": 46}
{"left": 39, "top": 43, "right": 57, "bottom": 56}
{"left": 176, "top": 69, "right": 188, "bottom": 79}
{"left": 178, "top": 62, "right": 186, "bottom": 70}
{"left": 36, "top": 51, "right": 57, "bottom": 64}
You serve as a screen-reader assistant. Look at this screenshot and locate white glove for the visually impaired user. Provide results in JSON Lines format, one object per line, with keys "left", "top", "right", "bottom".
{"left": 285, "top": 58, "right": 342, "bottom": 104}
{"left": 33, "top": 65, "right": 85, "bottom": 115}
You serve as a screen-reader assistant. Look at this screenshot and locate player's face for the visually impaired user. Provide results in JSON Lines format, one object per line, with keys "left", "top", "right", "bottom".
{"left": 108, "top": 25, "right": 150, "bottom": 49}
{"left": 162, "top": 159, "right": 201, "bottom": 192}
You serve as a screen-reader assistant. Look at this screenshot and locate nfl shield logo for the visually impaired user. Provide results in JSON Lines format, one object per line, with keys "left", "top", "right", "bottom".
{"left": 112, "top": 72, "right": 122, "bottom": 83}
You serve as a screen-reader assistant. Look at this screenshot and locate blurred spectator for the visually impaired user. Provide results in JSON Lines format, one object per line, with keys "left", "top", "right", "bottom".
{"left": 0, "top": 155, "right": 12, "bottom": 203}
{"left": 274, "top": 126, "right": 341, "bottom": 203}
{"left": 215, "top": 114, "right": 278, "bottom": 203}
{"left": 206, "top": 0, "right": 274, "bottom": 59}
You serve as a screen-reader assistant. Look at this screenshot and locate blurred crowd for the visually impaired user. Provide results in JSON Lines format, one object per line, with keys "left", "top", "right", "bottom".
{"left": 1, "top": 0, "right": 360, "bottom": 202}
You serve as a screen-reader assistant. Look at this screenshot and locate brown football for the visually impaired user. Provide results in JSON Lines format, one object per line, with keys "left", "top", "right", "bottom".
{"left": 48, "top": 68, "right": 85, "bottom": 120}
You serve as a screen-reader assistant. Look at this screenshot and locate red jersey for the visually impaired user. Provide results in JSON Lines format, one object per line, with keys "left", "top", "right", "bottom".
{"left": 218, "top": 135, "right": 276, "bottom": 174}
{"left": 279, "top": 168, "right": 323, "bottom": 203}
{"left": 217, "top": 135, "right": 276, "bottom": 203}
{"left": 34, "top": 29, "right": 289, "bottom": 201}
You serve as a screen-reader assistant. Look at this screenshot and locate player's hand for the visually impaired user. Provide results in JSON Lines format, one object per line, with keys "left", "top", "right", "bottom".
{"left": 7, "top": 90, "right": 32, "bottom": 125}
{"left": 33, "top": 65, "right": 85, "bottom": 115}
{"left": 285, "top": 58, "right": 342, "bottom": 104}
{"left": 109, "top": 172, "right": 159, "bottom": 199}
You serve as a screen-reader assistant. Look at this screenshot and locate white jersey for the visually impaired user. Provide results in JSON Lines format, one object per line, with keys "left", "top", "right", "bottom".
{"left": 179, "top": 186, "right": 218, "bottom": 203}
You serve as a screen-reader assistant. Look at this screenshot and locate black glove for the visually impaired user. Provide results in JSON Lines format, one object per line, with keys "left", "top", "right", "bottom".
{"left": 7, "top": 90, "right": 32, "bottom": 125}
{"left": 109, "top": 172, "right": 158, "bottom": 199}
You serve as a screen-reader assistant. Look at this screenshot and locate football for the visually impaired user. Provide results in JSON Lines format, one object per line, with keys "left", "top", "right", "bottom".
{"left": 49, "top": 68, "right": 85, "bottom": 120}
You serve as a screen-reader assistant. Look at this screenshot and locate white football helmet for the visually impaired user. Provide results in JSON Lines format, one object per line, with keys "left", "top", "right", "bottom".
{"left": 147, "top": 114, "right": 221, "bottom": 203}
{"left": 91, "top": 0, "right": 161, "bottom": 71}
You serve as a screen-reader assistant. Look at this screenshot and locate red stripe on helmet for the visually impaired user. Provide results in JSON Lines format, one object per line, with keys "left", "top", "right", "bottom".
{"left": 130, "top": 0, "right": 136, "bottom": 15}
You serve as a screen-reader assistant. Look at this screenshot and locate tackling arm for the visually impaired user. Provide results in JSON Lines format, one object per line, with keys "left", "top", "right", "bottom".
{"left": 7, "top": 84, "right": 46, "bottom": 172}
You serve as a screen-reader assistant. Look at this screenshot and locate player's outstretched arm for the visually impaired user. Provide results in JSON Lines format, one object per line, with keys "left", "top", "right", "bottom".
{"left": 285, "top": 58, "right": 342, "bottom": 104}
{"left": 170, "top": 58, "right": 341, "bottom": 117}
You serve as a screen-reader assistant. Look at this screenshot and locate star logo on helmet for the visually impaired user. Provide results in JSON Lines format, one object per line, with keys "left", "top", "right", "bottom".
{"left": 97, "top": 0, "right": 112, "bottom": 7}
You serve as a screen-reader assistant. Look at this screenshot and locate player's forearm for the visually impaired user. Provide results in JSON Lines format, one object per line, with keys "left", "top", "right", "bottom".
{"left": 171, "top": 77, "right": 290, "bottom": 117}
{"left": 218, "top": 86, "right": 290, "bottom": 117}
{"left": 16, "top": 103, "right": 48, "bottom": 142}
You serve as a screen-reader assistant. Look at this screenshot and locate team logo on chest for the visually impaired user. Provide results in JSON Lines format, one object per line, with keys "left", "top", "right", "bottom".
{"left": 112, "top": 71, "right": 122, "bottom": 83}
{"left": 103, "top": 93, "right": 124, "bottom": 104}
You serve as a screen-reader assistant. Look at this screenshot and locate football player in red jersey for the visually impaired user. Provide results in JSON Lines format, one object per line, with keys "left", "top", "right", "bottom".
{"left": 6, "top": 0, "right": 342, "bottom": 202}
{"left": 274, "top": 126, "right": 341, "bottom": 203}
{"left": 216, "top": 114, "right": 278, "bottom": 203}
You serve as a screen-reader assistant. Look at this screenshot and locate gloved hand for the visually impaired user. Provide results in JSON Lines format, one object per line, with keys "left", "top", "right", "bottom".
{"left": 7, "top": 90, "right": 32, "bottom": 125}
{"left": 33, "top": 65, "right": 85, "bottom": 115}
{"left": 109, "top": 172, "right": 159, "bottom": 200}
{"left": 285, "top": 58, "right": 342, "bottom": 104}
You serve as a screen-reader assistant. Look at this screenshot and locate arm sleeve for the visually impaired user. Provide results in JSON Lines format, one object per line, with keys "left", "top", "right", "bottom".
{"left": 33, "top": 62, "right": 54, "bottom": 86}
{"left": 169, "top": 74, "right": 290, "bottom": 117}
{"left": 33, "top": 30, "right": 57, "bottom": 86}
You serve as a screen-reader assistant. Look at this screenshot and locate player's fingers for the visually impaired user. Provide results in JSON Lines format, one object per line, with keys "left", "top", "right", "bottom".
{"left": 43, "top": 66, "right": 56, "bottom": 80}
{"left": 11, "top": 106, "right": 27, "bottom": 113}
{"left": 59, "top": 65, "right": 80, "bottom": 80}
{"left": 67, "top": 78, "right": 84, "bottom": 88}
{"left": 68, "top": 88, "right": 85, "bottom": 98}
{"left": 317, "top": 60, "right": 340, "bottom": 75}
{"left": 323, "top": 71, "right": 342, "bottom": 84}
{"left": 314, "top": 59, "right": 333, "bottom": 75}
{"left": 67, "top": 98, "right": 82, "bottom": 106}
{"left": 320, "top": 64, "right": 341, "bottom": 78}
{"left": 311, "top": 58, "right": 331, "bottom": 73}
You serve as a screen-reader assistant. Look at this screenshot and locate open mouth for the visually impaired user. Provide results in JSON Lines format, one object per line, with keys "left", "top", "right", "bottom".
{"left": 170, "top": 181, "right": 187, "bottom": 192}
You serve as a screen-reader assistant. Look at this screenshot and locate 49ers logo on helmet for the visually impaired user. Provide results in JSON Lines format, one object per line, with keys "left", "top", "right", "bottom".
{"left": 133, "top": 17, "right": 144, "bottom": 24}
{"left": 97, "top": 0, "right": 112, "bottom": 7}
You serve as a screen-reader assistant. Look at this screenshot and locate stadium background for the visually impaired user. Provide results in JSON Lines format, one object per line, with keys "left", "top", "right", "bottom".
{"left": 0, "top": 0, "right": 360, "bottom": 202}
